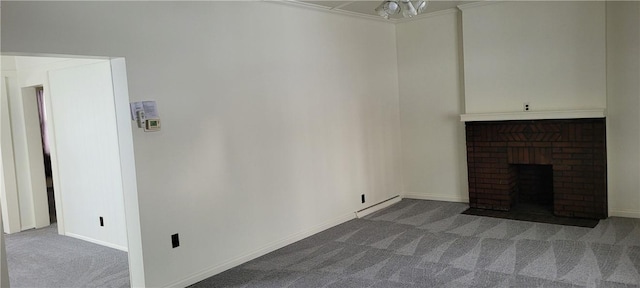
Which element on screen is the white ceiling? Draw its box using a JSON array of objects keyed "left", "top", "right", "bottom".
[{"left": 297, "top": 1, "right": 476, "bottom": 19}]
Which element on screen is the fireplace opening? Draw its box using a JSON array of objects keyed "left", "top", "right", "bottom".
[{"left": 511, "top": 164, "right": 553, "bottom": 216}]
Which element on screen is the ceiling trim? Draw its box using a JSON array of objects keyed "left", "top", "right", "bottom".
[
  {"left": 267, "top": 1, "right": 473, "bottom": 24},
  {"left": 267, "top": 0, "right": 391, "bottom": 23},
  {"left": 332, "top": 1, "right": 355, "bottom": 10},
  {"left": 394, "top": 8, "right": 459, "bottom": 24},
  {"left": 457, "top": 0, "right": 501, "bottom": 11}
]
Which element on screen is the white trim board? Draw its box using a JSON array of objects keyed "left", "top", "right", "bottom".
[
  {"left": 164, "top": 212, "right": 356, "bottom": 288},
  {"left": 609, "top": 209, "right": 640, "bottom": 219},
  {"left": 457, "top": 1, "right": 501, "bottom": 11},
  {"left": 268, "top": 0, "right": 388, "bottom": 23},
  {"left": 460, "top": 109, "right": 606, "bottom": 122},
  {"left": 110, "top": 57, "right": 145, "bottom": 287},
  {"left": 403, "top": 193, "right": 469, "bottom": 204},
  {"left": 65, "top": 232, "right": 128, "bottom": 252},
  {"left": 271, "top": 1, "right": 462, "bottom": 24},
  {"left": 394, "top": 8, "right": 459, "bottom": 24},
  {"left": 356, "top": 195, "right": 402, "bottom": 218}
]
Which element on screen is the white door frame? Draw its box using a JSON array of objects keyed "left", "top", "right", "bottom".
[
  {"left": 1, "top": 73, "right": 22, "bottom": 234},
  {"left": 110, "top": 58, "right": 145, "bottom": 287},
  {"left": 20, "top": 86, "right": 50, "bottom": 230}
]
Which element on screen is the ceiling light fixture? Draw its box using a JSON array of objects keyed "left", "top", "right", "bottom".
[{"left": 375, "top": 0, "right": 428, "bottom": 19}]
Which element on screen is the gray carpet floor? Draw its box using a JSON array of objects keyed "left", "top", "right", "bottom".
[
  {"left": 4, "top": 224, "right": 130, "bottom": 288},
  {"left": 192, "top": 199, "right": 640, "bottom": 288}
]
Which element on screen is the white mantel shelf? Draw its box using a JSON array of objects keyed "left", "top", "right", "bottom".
[{"left": 460, "top": 109, "right": 606, "bottom": 122}]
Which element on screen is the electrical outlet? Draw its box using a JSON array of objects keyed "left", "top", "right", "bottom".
[
  {"left": 99, "top": 217, "right": 104, "bottom": 227},
  {"left": 524, "top": 102, "right": 530, "bottom": 111},
  {"left": 171, "top": 233, "right": 180, "bottom": 248},
  {"left": 361, "top": 194, "right": 365, "bottom": 204}
]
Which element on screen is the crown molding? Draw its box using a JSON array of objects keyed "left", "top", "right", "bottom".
[
  {"left": 457, "top": 0, "right": 502, "bottom": 11},
  {"left": 266, "top": 0, "right": 391, "bottom": 23},
  {"left": 267, "top": 1, "right": 468, "bottom": 24},
  {"left": 394, "top": 8, "right": 459, "bottom": 24}
]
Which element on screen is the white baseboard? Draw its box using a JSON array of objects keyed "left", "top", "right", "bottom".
[
  {"left": 403, "top": 192, "right": 468, "bottom": 203},
  {"left": 356, "top": 195, "right": 402, "bottom": 218},
  {"left": 609, "top": 209, "right": 640, "bottom": 219},
  {"left": 65, "top": 232, "right": 128, "bottom": 252},
  {"left": 165, "top": 212, "right": 357, "bottom": 288}
]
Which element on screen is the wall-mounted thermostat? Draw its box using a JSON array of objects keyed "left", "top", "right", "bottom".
[
  {"left": 145, "top": 119, "right": 161, "bottom": 132},
  {"left": 131, "top": 100, "right": 161, "bottom": 132}
]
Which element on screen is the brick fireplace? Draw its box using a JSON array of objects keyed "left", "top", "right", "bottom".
[{"left": 465, "top": 118, "right": 607, "bottom": 219}]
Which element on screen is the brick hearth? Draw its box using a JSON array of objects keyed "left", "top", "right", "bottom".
[{"left": 465, "top": 118, "right": 607, "bottom": 219}]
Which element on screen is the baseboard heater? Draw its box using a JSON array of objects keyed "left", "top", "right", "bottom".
[{"left": 355, "top": 195, "right": 402, "bottom": 218}]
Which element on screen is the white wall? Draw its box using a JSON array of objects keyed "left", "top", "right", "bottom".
[
  {"left": 606, "top": 1, "right": 640, "bottom": 218},
  {"left": 461, "top": 1, "right": 606, "bottom": 114},
  {"left": 1, "top": 2, "right": 401, "bottom": 287},
  {"left": 396, "top": 10, "right": 468, "bottom": 202}
]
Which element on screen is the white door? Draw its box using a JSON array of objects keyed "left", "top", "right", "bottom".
[{"left": 48, "top": 61, "right": 128, "bottom": 250}]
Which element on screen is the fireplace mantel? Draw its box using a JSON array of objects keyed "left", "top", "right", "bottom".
[{"left": 460, "top": 109, "right": 606, "bottom": 122}]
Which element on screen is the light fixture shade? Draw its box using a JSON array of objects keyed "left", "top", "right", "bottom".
[
  {"left": 415, "top": 0, "right": 428, "bottom": 14},
  {"left": 400, "top": 0, "right": 417, "bottom": 17},
  {"left": 375, "top": 3, "right": 390, "bottom": 19},
  {"left": 383, "top": 1, "right": 400, "bottom": 15},
  {"left": 375, "top": 0, "right": 427, "bottom": 19}
]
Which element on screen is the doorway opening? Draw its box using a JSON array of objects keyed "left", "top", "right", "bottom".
[
  {"left": 35, "top": 86, "right": 56, "bottom": 223},
  {"left": 1, "top": 55, "right": 143, "bottom": 287}
]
